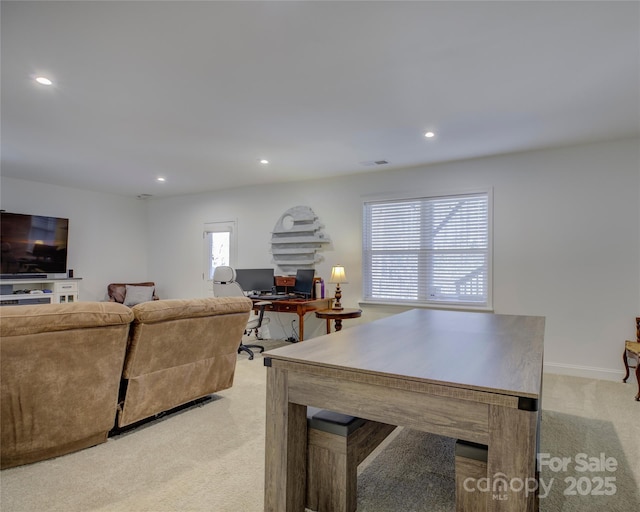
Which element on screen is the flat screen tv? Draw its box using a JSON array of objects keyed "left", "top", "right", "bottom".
[{"left": 1, "top": 212, "right": 69, "bottom": 278}]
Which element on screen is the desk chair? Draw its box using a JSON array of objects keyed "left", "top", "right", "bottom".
[
  {"left": 622, "top": 317, "right": 640, "bottom": 401},
  {"left": 212, "top": 266, "right": 268, "bottom": 360}
]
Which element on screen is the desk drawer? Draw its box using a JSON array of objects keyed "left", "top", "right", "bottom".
[{"left": 275, "top": 276, "right": 295, "bottom": 287}]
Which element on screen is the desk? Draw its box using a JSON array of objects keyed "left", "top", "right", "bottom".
[
  {"left": 315, "top": 308, "right": 362, "bottom": 333},
  {"left": 263, "top": 309, "right": 545, "bottom": 512},
  {"left": 254, "top": 297, "right": 333, "bottom": 341}
]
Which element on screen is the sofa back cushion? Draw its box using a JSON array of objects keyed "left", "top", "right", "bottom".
[
  {"left": 0, "top": 301, "right": 134, "bottom": 336},
  {"left": 116, "top": 297, "right": 252, "bottom": 427},
  {"left": 1, "top": 302, "right": 134, "bottom": 469},
  {"left": 123, "top": 297, "right": 252, "bottom": 377}
]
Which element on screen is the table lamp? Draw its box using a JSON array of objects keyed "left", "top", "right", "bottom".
[{"left": 329, "top": 265, "right": 348, "bottom": 310}]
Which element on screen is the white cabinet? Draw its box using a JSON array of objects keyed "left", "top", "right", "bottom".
[
  {"left": 53, "top": 280, "right": 79, "bottom": 304},
  {"left": 0, "top": 278, "right": 81, "bottom": 306}
]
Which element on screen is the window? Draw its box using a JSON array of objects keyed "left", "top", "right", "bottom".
[
  {"left": 203, "top": 221, "right": 237, "bottom": 283},
  {"left": 362, "top": 192, "right": 491, "bottom": 308}
]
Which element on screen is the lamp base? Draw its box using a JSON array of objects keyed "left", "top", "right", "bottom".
[{"left": 332, "top": 284, "right": 343, "bottom": 310}]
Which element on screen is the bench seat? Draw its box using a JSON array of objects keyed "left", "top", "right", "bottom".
[{"left": 306, "top": 408, "right": 396, "bottom": 512}]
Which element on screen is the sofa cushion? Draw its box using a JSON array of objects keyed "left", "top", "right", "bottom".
[
  {"left": 124, "top": 284, "right": 155, "bottom": 306},
  {"left": 130, "top": 296, "right": 252, "bottom": 324},
  {"left": 0, "top": 302, "right": 134, "bottom": 337},
  {"left": 117, "top": 296, "right": 252, "bottom": 427},
  {"left": 1, "top": 302, "right": 134, "bottom": 469}
]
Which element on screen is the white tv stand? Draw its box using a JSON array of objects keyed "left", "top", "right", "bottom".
[{"left": 0, "top": 277, "right": 81, "bottom": 306}]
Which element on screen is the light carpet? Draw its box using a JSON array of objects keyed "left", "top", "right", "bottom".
[{"left": 1, "top": 339, "right": 638, "bottom": 511}]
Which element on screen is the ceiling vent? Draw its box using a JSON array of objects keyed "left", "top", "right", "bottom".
[
  {"left": 136, "top": 194, "right": 153, "bottom": 200},
  {"left": 360, "top": 160, "right": 389, "bottom": 167}
]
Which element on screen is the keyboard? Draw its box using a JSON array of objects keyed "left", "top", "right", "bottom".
[{"left": 248, "top": 293, "right": 287, "bottom": 300}]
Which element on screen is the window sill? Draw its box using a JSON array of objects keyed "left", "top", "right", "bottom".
[{"left": 358, "top": 300, "right": 494, "bottom": 313}]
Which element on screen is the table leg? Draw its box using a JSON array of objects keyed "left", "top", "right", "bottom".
[
  {"left": 335, "top": 318, "right": 343, "bottom": 332},
  {"left": 326, "top": 318, "right": 331, "bottom": 334},
  {"left": 264, "top": 365, "right": 307, "bottom": 511},
  {"left": 487, "top": 404, "right": 538, "bottom": 512},
  {"left": 298, "top": 312, "right": 305, "bottom": 341}
]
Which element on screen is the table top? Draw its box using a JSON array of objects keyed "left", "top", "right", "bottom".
[
  {"left": 264, "top": 308, "right": 545, "bottom": 399},
  {"left": 315, "top": 308, "right": 362, "bottom": 319}
]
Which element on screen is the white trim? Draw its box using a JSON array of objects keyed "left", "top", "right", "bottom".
[
  {"left": 202, "top": 220, "right": 237, "bottom": 296},
  {"left": 360, "top": 186, "right": 494, "bottom": 202},
  {"left": 358, "top": 300, "right": 494, "bottom": 313},
  {"left": 543, "top": 362, "right": 625, "bottom": 382}
]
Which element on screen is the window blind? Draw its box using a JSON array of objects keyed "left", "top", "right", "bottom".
[{"left": 362, "top": 192, "right": 490, "bottom": 307}]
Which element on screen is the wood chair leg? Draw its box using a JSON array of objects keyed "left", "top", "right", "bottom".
[
  {"left": 623, "top": 349, "right": 630, "bottom": 382},
  {"left": 634, "top": 358, "right": 640, "bottom": 401}
]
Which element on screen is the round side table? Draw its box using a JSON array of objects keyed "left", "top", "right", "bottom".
[{"left": 315, "top": 308, "right": 362, "bottom": 333}]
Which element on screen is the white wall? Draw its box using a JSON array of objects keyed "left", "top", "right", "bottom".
[
  {"left": 146, "top": 138, "right": 640, "bottom": 379},
  {"left": 2, "top": 138, "right": 639, "bottom": 380},
  {"left": 0, "top": 177, "right": 150, "bottom": 300}
]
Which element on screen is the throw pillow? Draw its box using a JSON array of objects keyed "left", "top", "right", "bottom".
[{"left": 124, "top": 285, "right": 155, "bottom": 307}]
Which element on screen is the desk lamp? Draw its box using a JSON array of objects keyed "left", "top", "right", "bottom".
[{"left": 329, "top": 265, "right": 348, "bottom": 310}]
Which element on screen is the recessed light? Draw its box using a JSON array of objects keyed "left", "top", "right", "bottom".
[
  {"left": 424, "top": 131, "right": 435, "bottom": 138},
  {"left": 259, "top": 159, "right": 269, "bottom": 165},
  {"left": 156, "top": 177, "right": 166, "bottom": 182},
  {"left": 35, "top": 76, "right": 53, "bottom": 86}
]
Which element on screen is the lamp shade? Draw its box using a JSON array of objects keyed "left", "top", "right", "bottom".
[{"left": 329, "top": 265, "right": 348, "bottom": 284}]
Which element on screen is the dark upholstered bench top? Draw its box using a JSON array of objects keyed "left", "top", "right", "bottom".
[
  {"left": 455, "top": 439, "right": 488, "bottom": 462},
  {"left": 307, "top": 407, "right": 367, "bottom": 437}
]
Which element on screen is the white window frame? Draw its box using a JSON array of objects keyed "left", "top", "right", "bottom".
[
  {"left": 203, "top": 220, "right": 237, "bottom": 295},
  {"left": 362, "top": 190, "right": 493, "bottom": 310}
]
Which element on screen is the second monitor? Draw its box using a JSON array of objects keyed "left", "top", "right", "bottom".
[{"left": 291, "top": 269, "right": 315, "bottom": 298}]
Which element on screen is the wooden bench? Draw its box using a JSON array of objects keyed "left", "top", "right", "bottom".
[
  {"left": 307, "top": 414, "right": 493, "bottom": 512},
  {"left": 455, "top": 440, "right": 488, "bottom": 512},
  {"left": 456, "top": 439, "right": 542, "bottom": 511},
  {"left": 306, "top": 408, "right": 396, "bottom": 512}
]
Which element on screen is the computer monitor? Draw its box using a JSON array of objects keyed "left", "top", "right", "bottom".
[
  {"left": 292, "top": 269, "right": 315, "bottom": 298},
  {"left": 234, "top": 268, "right": 275, "bottom": 293}
]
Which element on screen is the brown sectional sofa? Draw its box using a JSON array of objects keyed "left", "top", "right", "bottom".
[{"left": 0, "top": 296, "right": 252, "bottom": 469}]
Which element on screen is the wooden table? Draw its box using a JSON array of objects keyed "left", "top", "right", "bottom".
[
  {"left": 263, "top": 309, "right": 545, "bottom": 512},
  {"left": 315, "top": 308, "right": 362, "bottom": 333},
  {"left": 255, "top": 297, "right": 333, "bottom": 341}
]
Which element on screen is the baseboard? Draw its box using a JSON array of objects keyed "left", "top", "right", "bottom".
[{"left": 543, "top": 362, "right": 625, "bottom": 382}]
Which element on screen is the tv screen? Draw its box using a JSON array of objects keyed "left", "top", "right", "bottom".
[
  {"left": 1, "top": 212, "right": 69, "bottom": 277},
  {"left": 293, "top": 269, "right": 315, "bottom": 297},
  {"left": 235, "top": 268, "right": 275, "bottom": 293}
]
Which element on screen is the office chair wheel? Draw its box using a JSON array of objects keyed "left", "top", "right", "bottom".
[
  {"left": 238, "top": 343, "right": 264, "bottom": 360},
  {"left": 238, "top": 344, "right": 255, "bottom": 360}
]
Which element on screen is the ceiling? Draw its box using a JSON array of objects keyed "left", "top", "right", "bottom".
[{"left": 2, "top": 1, "right": 639, "bottom": 199}]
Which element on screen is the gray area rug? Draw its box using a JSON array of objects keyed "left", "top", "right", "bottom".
[
  {"left": 536, "top": 411, "right": 639, "bottom": 512},
  {"left": 357, "top": 412, "right": 640, "bottom": 512},
  {"left": 357, "top": 429, "right": 456, "bottom": 512}
]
